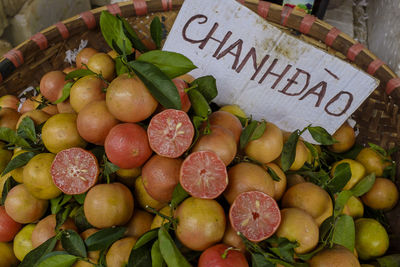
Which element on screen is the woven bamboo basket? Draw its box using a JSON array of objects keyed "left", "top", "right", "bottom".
[{"left": 1, "top": 0, "right": 400, "bottom": 253}]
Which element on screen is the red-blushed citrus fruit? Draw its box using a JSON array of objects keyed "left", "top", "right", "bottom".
[
  {"left": 150, "top": 206, "right": 172, "bottom": 230},
  {"left": 265, "top": 163, "right": 287, "bottom": 201},
  {"left": 355, "top": 218, "right": 389, "bottom": 260},
  {"left": 245, "top": 121, "right": 283, "bottom": 164},
  {"left": 106, "top": 74, "right": 158, "bottom": 122},
  {"left": 222, "top": 221, "right": 246, "bottom": 253},
  {"left": 0, "top": 107, "right": 20, "bottom": 130},
  {"left": 63, "top": 66, "right": 77, "bottom": 74},
  {"left": 105, "top": 123, "right": 152, "bottom": 169},
  {"left": 106, "top": 237, "right": 136, "bottom": 267},
  {"left": 361, "top": 178, "right": 399, "bottom": 211},
  {"left": 329, "top": 122, "right": 356, "bottom": 153},
  {"left": 208, "top": 111, "right": 243, "bottom": 144},
  {"left": 173, "top": 78, "right": 191, "bottom": 112},
  {"left": 41, "top": 113, "right": 87, "bottom": 153},
  {"left": 0, "top": 206, "right": 22, "bottom": 242},
  {"left": 69, "top": 75, "right": 106, "bottom": 113},
  {"left": 281, "top": 182, "right": 333, "bottom": 226},
  {"left": 175, "top": 197, "right": 226, "bottom": 251},
  {"left": 142, "top": 155, "right": 182, "bottom": 203},
  {"left": 134, "top": 177, "right": 166, "bottom": 211},
  {"left": 76, "top": 47, "right": 98, "bottom": 69},
  {"left": 87, "top": 52, "right": 115, "bottom": 82},
  {"left": 309, "top": 246, "right": 360, "bottom": 267},
  {"left": 148, "top": 109, "right": 194, "bottom": 158},
  {"left": 76, "top": 100, "right": 119, "bottom": 145},
  {"left": 198, "top": 243, "right": 249, "bottom": 267},
  {"left": 51, "top": 148, "right": 99, "bottom": 195},
  {"left": 180, "top": 151, "right": 228, "bottom": 199},
  {"left": 31, "top": 214, "right": 78, "bottom": 250},
  {"left": 0, "top": 242, "right": 18, "bottom": 267},
  {"left": 355, "top": 147, "right": 391, "bottom": 177},
  {"left": 229, "top": 191, "right": 280, "bottom": 242},
  {"left": 124, "top": 209, "right": 153, "bottom": 239},
  {"left": 13, "top": 224, "right": 35, "bottom": 261},
  {"left": 39, "top": 70, "right": 67, "bottom": 102},
  {"left": 0, "top": 95, "right": 19, "bottom": 110},
  {"left": 276, "top": 208, "right": 319, "bottom": 254},
  {"left": 224, "top": 162, "right": 275, "bottom": 204},
  {"left": 84, "top": 183, "right": 134, "bottom": 228},
  {"left": 23, "top": 153, "right": 62, "bottom": 200},
  {"left": 4, "top": 184, "right": 48, "bottom": 224},
  {"left": 192, "top": 125, "right": 237, "bottom": 166}
]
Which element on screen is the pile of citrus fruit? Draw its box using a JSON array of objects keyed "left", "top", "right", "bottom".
[{"left": 0, "top": 11, "right": 399, "bottom": 267}]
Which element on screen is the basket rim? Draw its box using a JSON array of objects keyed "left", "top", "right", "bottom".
[{"left": 0, "top": 0, "right": 399, "bottom": 99}]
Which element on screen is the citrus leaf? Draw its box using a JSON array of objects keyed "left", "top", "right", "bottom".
[
  {"left": 2, "top": 151, "right": 35, "bottom": 176},
  {"left": 73, "top": 193, "right": 86, "bottom": 205},
  {"left": 376, "top": 254, "right": 400, "bottom": 267},
  {"left": 239, "top": 120, "right": 258, "bottom": 150},
  {"left": 150, "top": 17, "right": 162, "bottom": 49},
  {"left": 134, "top": 228, "right": 159, "bottom": 250},
  {"left": 189, "top": 76, "right": 217, "bottom": 103},
  {"left": 251, "top": 253, "right": 275, "bottom": 267},
  {"left": 137, "top": 51, "right": 197, "bottom": 79},
  {"left": 0, "top": 127, "right": 31, "bottom": 148},
  {"left": 115, "top": 56, "right": 129, "bottom": 76},
  {"left": 128, "top": 60, "right": 181, "bottom": 110},
  {"left": 53, "top": 82, "right": 73, "bottom": 104},
  {"left": 55, "top": 205, "right": 74, "bottom": 231},
  {"left": 158, "top": 226, "right": 191, "bottom": 267},
  {"left": 170, "top": 183, "right": 189, "bottom": 209},
  {"left": 151, "top": 239, "right": 166, "bottom": 267},
  {"left": 333, "top": 190, "right": 353, "bottom": 218},
  {"left": 266, "top": 236, "right": 297, "bottom": 263},
  {"left": 250, "top": 121, "right": 266, "bottom": 142},
  {"left": 60, "top": 229, "right": 87, "bottom": 258},
  {"left": 281, "top": 130, "right": 300, "bottom": 172},
  {"left": 266, "top": 166, "right": 280, "bottom": 182},
  {"left": 85, "top": 227, "right": 126, "bottom": 251},
  {"left": 350, "top": 173, "right": 376, "bottom": 197},
  {"left": 19, "top": 236, "right": 58, "bottom": 267},
  {"left": 368, "top": 142, "right": 387, "bottom": 157},
  {"left": 332, "top": 214, "right": 355, "bottom": 252},
  {"left": 37, "top": 253, "right": 78, "bottom": 267},
  {"left": 0, "top": 176, "right": 18, "bottom": 205},
  {"left": 326, "top": 162, "right": 351, "bottom": 194},
  {"left": 73, "top": 206, "right": 93, "bottom": 232},
  {"left": 64, "top": 69, "right": 96, "bottom": 81},
  {"left": 50, "top": 194, "right": 72, "bottom": 214},
  {"left": 296, "top": 245, "right": 325, "bottom": 261},
  {"left": 187, "top": 89, "right": 211, "bottom": 118},
  {"left": 103, "top": 158, "right": 120, "bottom": 178},
  {"left": 17, "top": 117, "right": 36, "bottom": 142},
  {"left": 118, "top": 15, "right": 148, "bottom": 53},
  {"left": 308, "top": 126, "right": 337, "bottom": 145},
  {"left": 128, "top": 238, "right": 153, "bottom": 267},
  {"left": 100, "top": 11, "right": 132, "bottom": 55}
]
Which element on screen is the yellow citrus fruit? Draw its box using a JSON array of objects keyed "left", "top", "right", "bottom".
[
  {"left": 106, "top": 237, "right": 136, "bottom": 267},
  {"left": 309, "top": 245, "right": 360, "bottom": 267},
  {"left": 177, "top": 74, "right": 195, "bottom": 84},
  {"left": 265, "top": 163, "right": 286, "bottom": 201},
  {"left": 13, "top": 224, "right": 36, "bottom": 261},
  {"left": 342, "top": 196, "right": 364, "bottom": 218},
  {"left": 286, "top": 174, "right": 306, "bottom": 188},
  {"left": 361, "top": 178, "right": 399, "bottom": 211},
  {"left": 355, "top": 148, "right": 391, "bottom": 177},
  {"left": 116, "top": 167, "right": 141, "bottom": 188},
  {"left": 331, "top": 159, "right": 366, "bottom": 190},
  {"left": 329, "top": 122, "right": 356, "bottom": 153},
  {"left": 0, "top": 242, "right": 18, "bottom": 267},
  {"left": 125, "top": 209, "right": 153, "bottom": 239},
  {"left": 87, "top": 53, "right": 115, "bottom": 82},
  {"left": 134, "top": 177, "right": 166, "bottom": 211},
  {"left": 355, "top": 218, "right": 389, "bottom": 260},
  {"left": 219, "top": 105, "right": 246, "bottom": 118},
  {"left": 151, "top": 206, "right": 172, "bottom": 230},
  {"left": 276, "top": 133, "right": 308, "bottom": 171}
]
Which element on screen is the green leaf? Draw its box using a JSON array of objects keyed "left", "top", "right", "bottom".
[
  {"left": 2, "top": 151, "right": 35, "bottom": 176},
  {"left": 60, "top": 229, "right": 87, "bottom": 258},
  {"left": 150, "top": 17, "right": 162, "bottom": 49},
  {"left": 350, "top": 173, "right": 376, "bottom": 197},
  {"left": 37, "top": 253, "right": 78, "bottom": 267},
  {"left": 158, "top": 226, "right": 191, "bottom": 267},
  {"left": 100, "top": 11, "right": 132, "bottom": 54},
  {"left": 296, "top": 245, "right": 325, "bottom": 261},
  {"left": 250, "top": 121, "right": 266, "bottom": 142},
  {"left": 85, "top": 227, "right": 126, "bottom": 251},
  {"left": 73, "top": 206, "right": 93, "bottom": 232},
  {"left": 189, "top": 76, "right": 217, "bottom": 103},
  {"left": 137, "top": 51, "right": 197, "bottom": 79},
  {"left": 326, "top": 163, "right": 351, "bottom": 194},
  {"left": 251, "top": 253, "right": 275, "bottom": 267},
  {"left": 65, "top": 69, "right": 96, "bottom": 81},
  {"left": 118, "top": 15, "right": 148, "bottom": 53},
  {"left": 308, "top": 126, "right": 337, "bottom": 145},
  {"left": 50, "top": 194, "right": 72, "bottom": 214},
  {"left": 376, "top": 254, "right": 400, "bottom": 267},
  {"left": 333, "top": 190, "right": 353, "bottom": 218},
  {"left": 332, "top": 214, "right": 355, "bottom": 252},
  {"left": 134, "top": 228, "right": 159, "bottom": 250},
  {"left": 304, "top": 141, "right": 319, "bottom": 167},
  {"left": 266, "top": 166, "right": 280, "bottom": 182},
  {"left": 103, "top": 159, "right": 120, "bottom": 177},
  {"left": 73, "top": 193, "right": 86, "bottom": 205},
  {"left": 266, "top": 236, "right": 297, "bottom": 262},
  {"left": 19, "top": 236, "right": 57, "bottom": 267},
  {"left": 0, "top": 127, "right": 31, "bottom": 148},
  {"left": 55, "top": 205, "right": 73, "bottom": 231},
  {"left": 170, "top": 183, "right": 189, "bottom": 209},
  {"left": 151, "top": 239, "right": 166, "bottom": 267},
  {"left": 128, "top": 239, "right": 153, "bottom": 267},
  {"left": 383, "top": 163, "right": 396, "bottom": 182},
  {"left": 0, "top": 176, "right": 18, "bottom": 205},
  {"left": 368, "top": 142, "right": 387, "bottom": 157},
  {"left": 281, "top": 130, "right": 300, "bottom": 172},
  {"left": 129, "top": 60, "right": 181, "bottom": 110},
  {"left": 115, "top": 57, "right": 129, "bottom": 76},
  {"left": 53, "top": 82, "right": 73, "bottom": 104},
  {"left": 17, "top": 117, "right": 36, "bottom": 142},
  {"left": 187, "top": 89, "right": 211, "bottom": 118},
  {"left": 239, "top": 120, "right": 258, "bottom": 150}
]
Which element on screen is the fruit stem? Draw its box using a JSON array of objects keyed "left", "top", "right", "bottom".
[
  {"left": 146, "top": 205, "right": 177, "bottom": 228},
  {"left": 221, "top": 246, "right": 239, "bottom": 259}
]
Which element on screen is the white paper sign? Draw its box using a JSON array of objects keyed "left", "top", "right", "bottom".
[{"left": 163, "top": 0, "right": 379, "bottom": 142}]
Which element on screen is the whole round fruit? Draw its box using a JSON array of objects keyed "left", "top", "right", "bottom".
[
  {"left": 84, "top": 183, "right": 134, "bottom": 228},
  {"left": 0, "top": 95, "right": 19, "bottom": 110},
  {"left": 355, "top": 147, "right": 391, "bottom": 177},
  {"left": 180, "top": 151, "right": 228, "bottom": 199},
  {"left": 76, "top": 47, "right": 98, "bottom": 68},
  {"left": 0, "top": 107, "right": 20, "bottom": 130},
  {"left": 361, "top": 178, "right": 399, "bottom": 211},
  {"left": 116, "top": 167, "right": 141, "bottom": 188},
  {"left": 230, "top": 191, "right": 281, "bottom": 242},
  {"left": 192, "top": 125, "right": 237, "bottom": 166},
  {"left": 42, "top": 113, "right": 86, "bottom": 153},
  {"left": 219, "top": 104, "right": 247, "bottom": 118},
  {"left": 16, "top": 110, "right": 50, "bottom": 128},
  {"left": 329, "top": 122, "right": 356, "bottom": 153},
  {"left": 87, "top": 52, "right": 115, "bottom": 81},
  {"left": 23, "top": 153, "right": 62, "bottom": 200},
  {"left": 208, "top": 111, "right": 243, "bottom": 144},
  {"left": 342, "top": 196, "right": 364, "bottom": 218},
  {"left": 331, "top": 159, "right": 366, "bottom": 190},
  {"left": 282, "top": 182, "right": 333, "bottom": 226},
  {"left": 142, "top": 155, "right": 182, "bottom": 202},
  {"left": 134, "top": 177, "right": 166, "bottom": 211},
  {"left": 77, "top": 100, "right": 119, "bottom": 145},
  {"left": 124, "top": 209, "right": 153, "bottom": 239},
  {"left": 198, "top": 243, "right": 249, "bottom": 267},
  {"left": 4, "top": 184, "right": 48, "bottom": 224},
  {"left": 0, "top": 206, "right": 22, "bottom": 242},
  {"left": 13, "top": 224, "right": 36, "bottom": 261},
  {"left": 106, "top": 74, "right": 158, "bottom": 122},
  {"left": 286, "top": 174, "right": 306, "bottom": 188},
  {"left": 275, "top": 208, "right": 319, "bottom": 254},
  {"left": 355, "top": 218, "right": 389, "bottom": 260},
  {"left": 173, "top": 78, "right": 191, "bottom": 112},
  {"left": 175, "top": 197, "right": 226, "bottom": 251},
  {"left": 265, "top": 163, "right": 287, "bottom": 201},
  {"left": 224, "top": 162, "right": 275, "bottom": 204},
  {"left": 309, "top": 246, "right": 360, "bottom": 267},
  {"left": 69, "top": 75, "right": 106, "bottom": 113},
  {"left": 222, "top": 222, "right": 246, "bottom": 253},
  {"left": 39, "top": 70, "right": 67, "bottom": 102},
  {"left": 147, "top": 109, "right": 194, "bottom": 158},
  {"left": 106, "top": 237, "right": 136, "bottom": 267},
  {"left": 245, "top": 121, "right": 283, "bottom": 164},
  {"left": 57, "top": 98, "right": 75, "bottom": 114},
  {"left": 150, "top": 206, "right": 172, "bottom": 230},
  {"left": 31, "top": 214, "right": 78, "bottom": 249},
  {"left": 105, "top": 123, "right": 152, "bottom": 169},
  {"left": 0, "top": 242, "right": 18, "bottom": 267}
]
